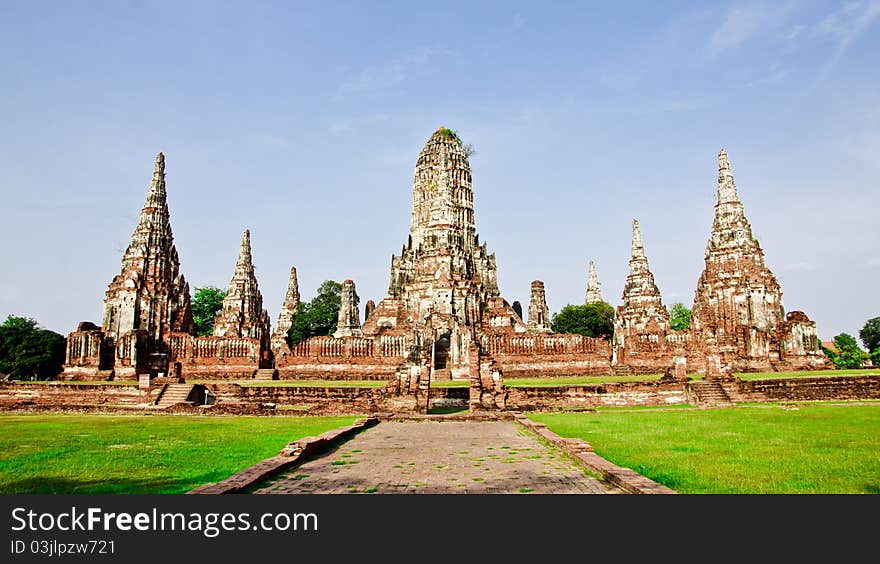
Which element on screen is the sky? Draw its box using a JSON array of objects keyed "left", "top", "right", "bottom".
[{"left": 1, "top": 0, "right": 878, "bottom": 345}]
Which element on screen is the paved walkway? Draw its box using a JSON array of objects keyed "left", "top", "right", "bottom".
[{"left": 253, "top": 420, "right": 623, "bottom": 494}]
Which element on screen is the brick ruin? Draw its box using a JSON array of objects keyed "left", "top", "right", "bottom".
[
  {"left": 686, "top": 150, "right": 827, "bottom": 375},
  {"left": 611, "top": 219, "right": 683, "bottom": 375},
  {"left": 62, "top": 131, "right": 827, "bottom": 390}
]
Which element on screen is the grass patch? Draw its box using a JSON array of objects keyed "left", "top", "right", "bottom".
[
  {"left": 13, "top": 380, "right": 138, "bottom": 386},
  {"left": 506, "top": 375, "right": 663, "bottom": 386},
  {"left": 529, "top": 404, "right": 880, "bottom": 494},
  {"left": 0, "top": 414, "right": 358, "bottom": 494},
  {"left": 734, "top": 369, "right": 878, "bottom": 381},
  {"left": 237, "top": 380, "right": 386, "bottom": 388}
]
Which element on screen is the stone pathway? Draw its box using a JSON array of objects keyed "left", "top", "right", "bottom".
[{"left": 253, "top": 420, "right": 623, "bottom": 494}]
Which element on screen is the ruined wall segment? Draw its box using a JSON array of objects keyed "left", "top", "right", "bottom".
[
  {"left": 333, "top": 280, "right": 364, "bottom": 338},
  {"left": 527, "top": 280, "right": 552, "bottom": 333}
]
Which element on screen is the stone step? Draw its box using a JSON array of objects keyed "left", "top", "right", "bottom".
[
  {"left": 156, "top": 384, "right": 195, "bottom": 408},
  {"left": 612, "top": 365, "right": 632, "bottom": 376},
  {"left": 688, "top": 380, "right": 733, "bottom": 406},
  {"left": 253, "top": 369, "right": 278, "bottom": 381}
]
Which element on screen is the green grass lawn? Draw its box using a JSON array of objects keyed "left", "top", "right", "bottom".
[
  {"left": 236, "top": 380, "right": 387, "bottom": 388},
  {"left": 734, "top": 369, "right": 877, "bottom": 381},
  {"left": 0, "top": 414, "right": 358, "bottom": 494},
  {"left": 14, "top": 380, "right": 139, "bottom": 386},
  {"left": 505, "top": 375, "right": 664, "bottom": 386},
  {"left": 529, "top": 404, "right": 880, "bottom": 494}
]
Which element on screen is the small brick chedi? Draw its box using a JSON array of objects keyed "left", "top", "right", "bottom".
[{"left": 63, "top": 130, "right": 826, "bottom": 384}]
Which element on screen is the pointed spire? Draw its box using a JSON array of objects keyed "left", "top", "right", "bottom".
[
  {"left": 144, "top": 152, "right": 167, "bottom": 209},
  {"left": 717, "top": 148, "right": 739, "bottom": 204},
  {"left": 631, "top": 219, "right": 645, "bottom": 259},
  {"left": 235, "top": 229, "right": 253, "bottom": 271},
  {"left": 213, "top": 229, "right": 269, "bottom": 339},
  {"left": 102, "top": 151, "right": 192, "bottom": 341},
  {"left": 585, "top": 260, "right": 604, "bottom": 304},
  {"left": 271, "top": 266, "right": 301, "bottom": 350}
]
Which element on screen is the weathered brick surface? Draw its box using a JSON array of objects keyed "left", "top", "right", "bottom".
[
  {"left": 729, "top": 375, "right": 880, "bottom": 402},
  {"left": 505, "top": 381, "right": 688, "bottom": 411}
]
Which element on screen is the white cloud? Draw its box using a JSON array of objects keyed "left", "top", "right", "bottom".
[
  {"left": 807, "top": 1, "right": 880, "bottom": 89},
  {"left": 334, "top": 48, "right": 439, "bottom": 100},
  {"left": 782, "top": 23, "right": 805, "bottom": 41},
  {"left": 867, "top": 257, "right": 880, "bottom": 269},
  {"left": 705, "top": 3, "right": 792, "bottom": 59}
]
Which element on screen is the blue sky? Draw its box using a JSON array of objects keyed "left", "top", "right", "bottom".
[{"left": 1, "top": 0, "right": 878, "bottom": 344}]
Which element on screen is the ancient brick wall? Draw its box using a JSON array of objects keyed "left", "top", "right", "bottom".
[
  {"left": 505, "top": 381, "right": 689, "bottom": 411},
  {"left": 483, "top": 333, "right": 612, "bottom": 377},
  {"left": 0, "top": 382, "right": 148, "bottom": 410},
  {"left": 728, "top": 375, "right": 880, "bottom": 402}
]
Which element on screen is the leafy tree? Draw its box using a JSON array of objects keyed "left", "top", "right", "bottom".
[
  {"left": 822, "top": 333, "right": 869, "bottom": 369},
  {"left": 859, "top": 317, "right": 880, "bottom": 354},
  {"left": 0, "top": 316, "right": 66, "bottom": 380},
  {"left": 287, "top": 280, "right": 351, "bottom": 346},
  {"left": 550, "top": 302, "right": 614, "bottom": 339},
  {"left": 668, "top": 302, "right": 692, "bottom": 331},
  {"left": 192, "top": 286, "right": 226, "bottom": 336}
]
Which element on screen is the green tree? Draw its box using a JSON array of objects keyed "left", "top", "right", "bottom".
[
  {"left": 668, "top": 302, "right": 692, "bottom": 331},
  {"left": 550, "top": 302, "right": 614, "bottom": 339},
  {"left": 287, "top": 280, "right": 350, "bottom": 346},
  {"left": 0, "top": 316, "right": 66, "bottom": 380},
  {"left": 822, "top": 333, "right": 869, "bottom": 369},
  {"left": 859, "top": 317, "right": 880, "bottom": 354},
  {"left": 192, "top": 286, "right": 226, "bottom": 336}
]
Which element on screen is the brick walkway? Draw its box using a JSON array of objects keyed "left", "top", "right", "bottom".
[{"left": 253, "top": 420, "right": 623, "bottom": 494}]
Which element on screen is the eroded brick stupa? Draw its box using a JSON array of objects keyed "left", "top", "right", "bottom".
[
  {"left": 686, "top": 149, "right": 826, "bottom": 373},
  {"left": 361, "top": 128, "right": 526, "bottom": 378}
]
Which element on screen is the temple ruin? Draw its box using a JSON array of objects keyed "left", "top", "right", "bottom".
[{"left": 62, "top": 130, "right": 827, "bottom": 387}]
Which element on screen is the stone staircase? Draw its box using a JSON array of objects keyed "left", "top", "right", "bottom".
[
  {"left": 688, "top": 380, "right": 733, "bottom": 407},
  {"left": 253, "top": 368, "right": 278, "bottom": 381},
  {"left": 155, "top": 384, "right": 195, "bottom": 408},
  {"left": 612, "top": 365, "right": 633, "bottom": 376}
]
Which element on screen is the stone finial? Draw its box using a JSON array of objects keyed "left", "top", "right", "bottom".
[
  {"left": 271, "top": 266, "right": 301, "bottom": 349},
  {"left": 716, "top": 148, "right": 739, "bottom": 204},
  {"left": 527, "top": 280, "right": 551, "bottom": 333},
  {"left": 631, "top": 219, "right": 645, "bottom": 259},
  {"left": 144, "top": 151, "right": 168, "bottom": 209},
  {"left": 718, "top": 148, "right": 730, "bottom": 171},
  {"left": 333, "top": 279, "right": 363, "bottom": 338},
  {"left": 364, "top": 299, "right": 376, "bottom": 321},
  {"left": 236, "top": 229, "right": 252, "bottom": 270},
  {"left": 585, "top": 260, "right": 604, "bottom": 304}
]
